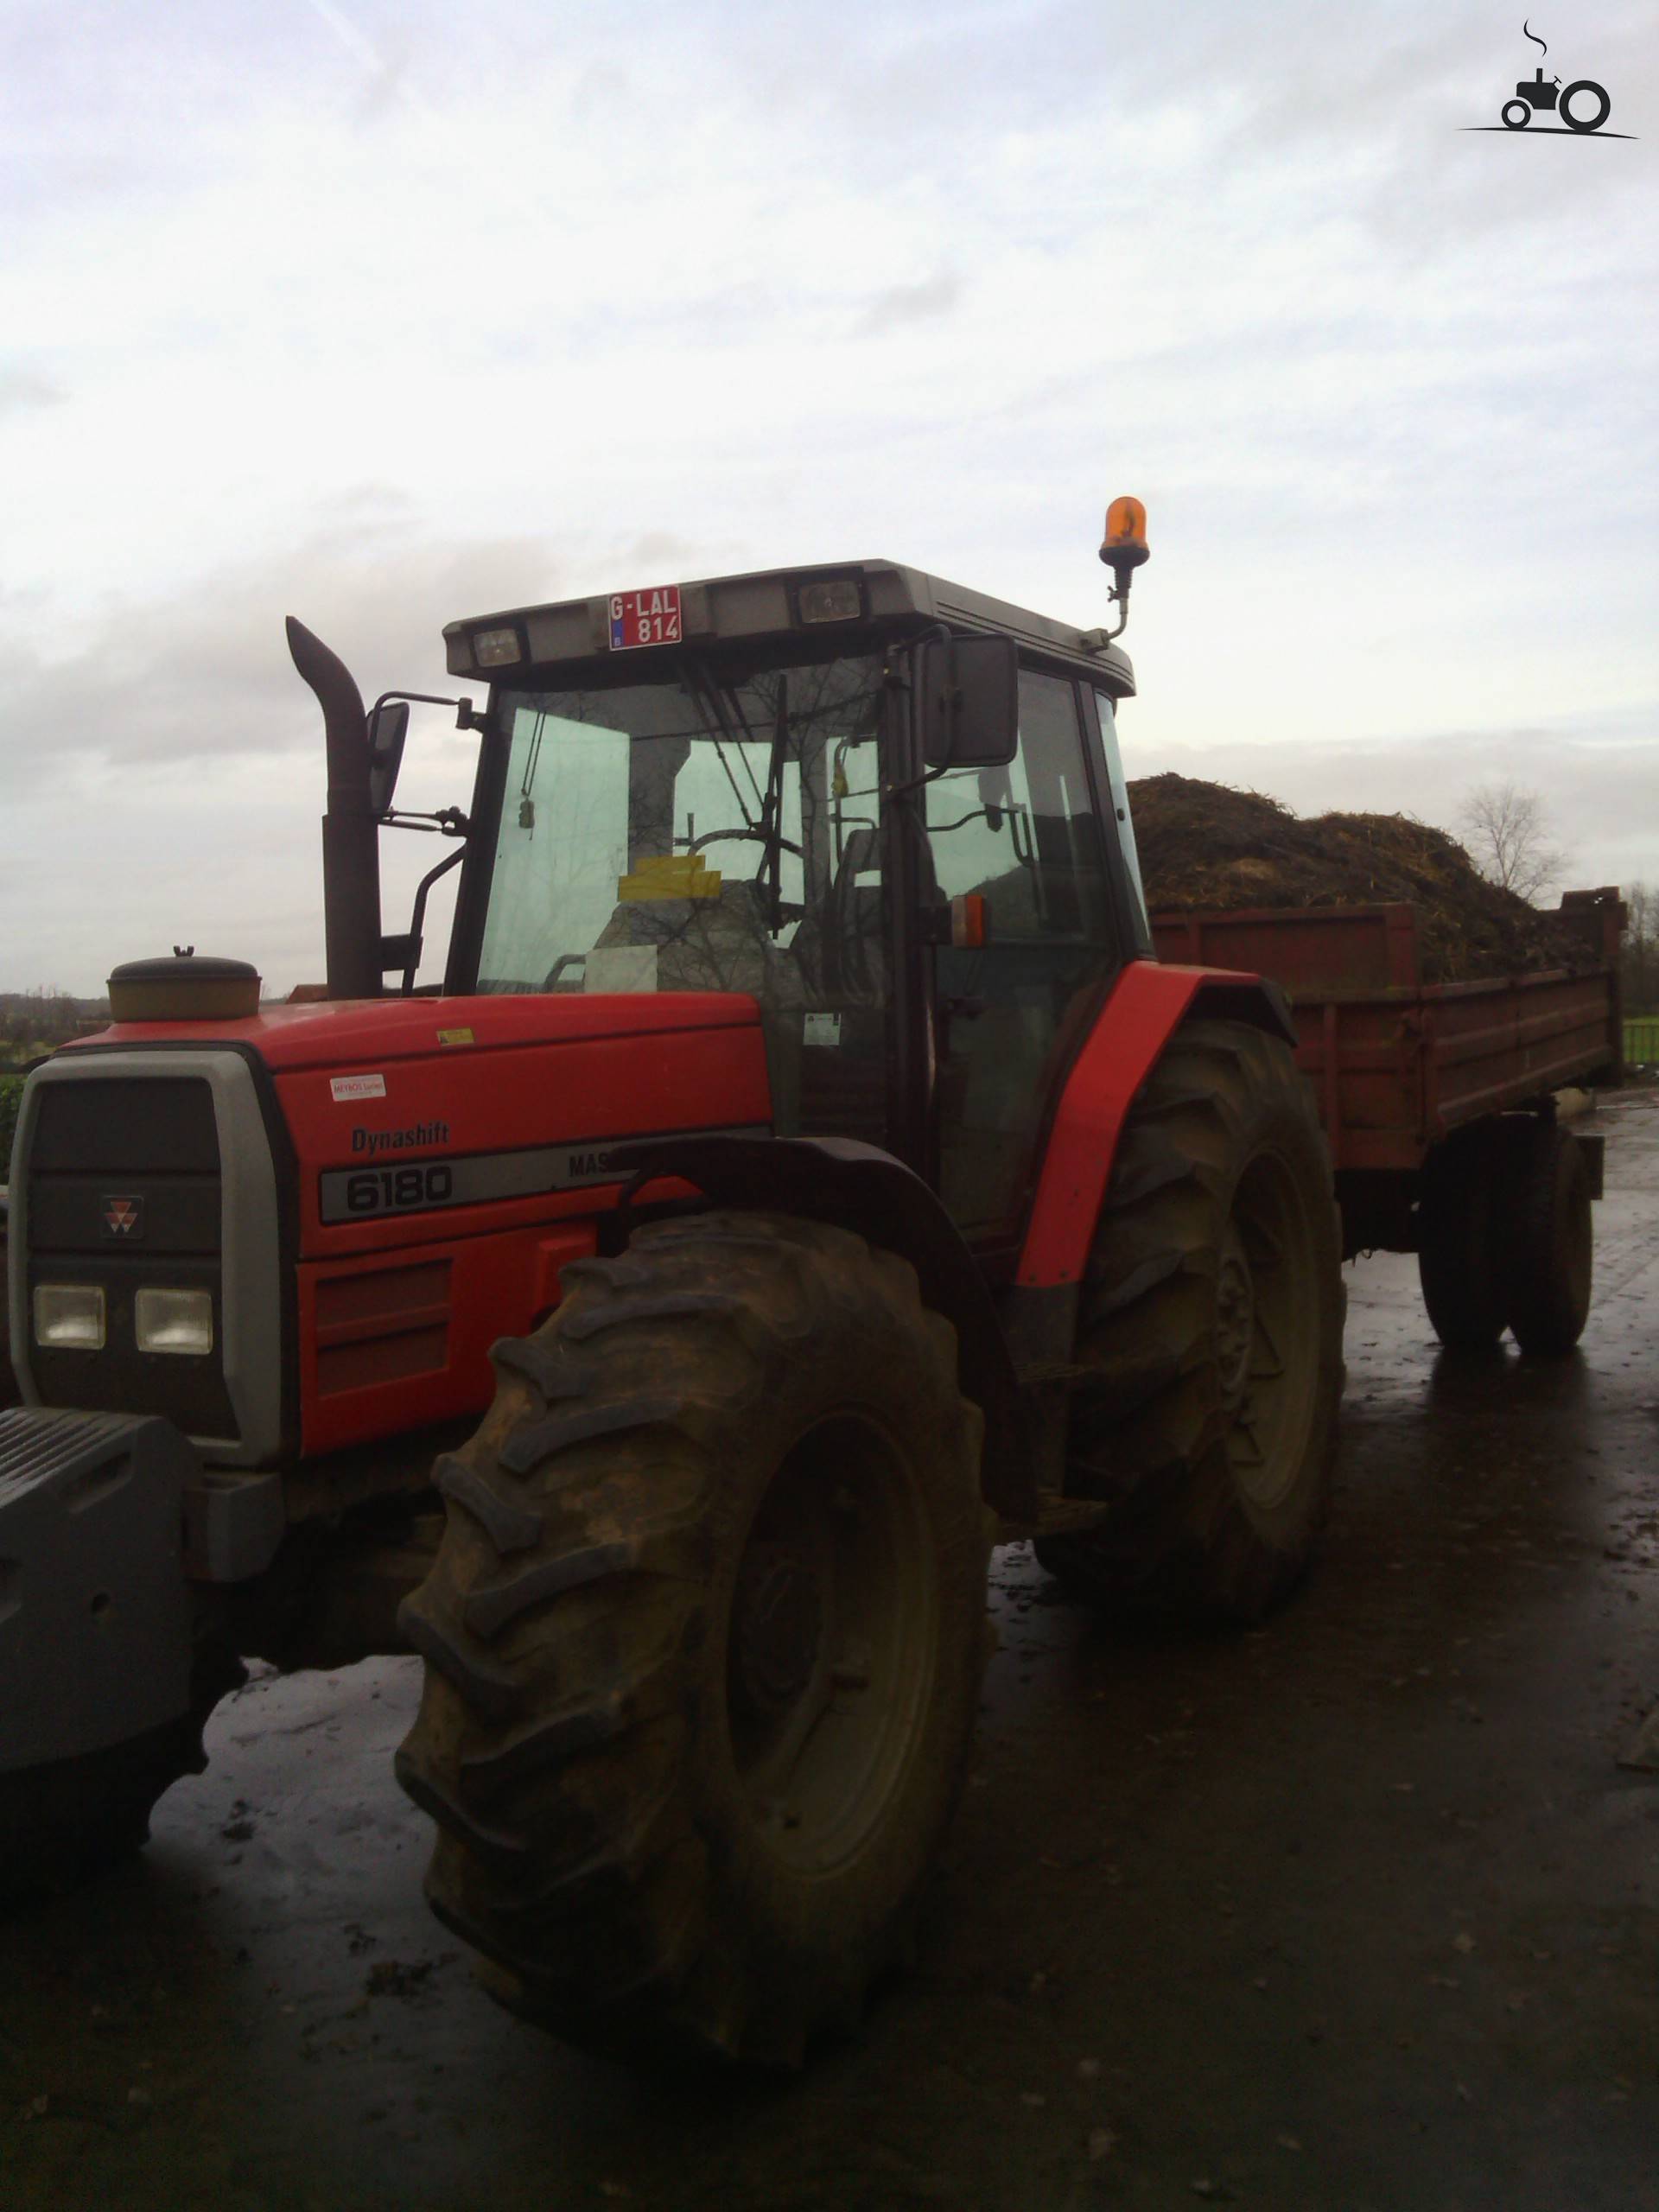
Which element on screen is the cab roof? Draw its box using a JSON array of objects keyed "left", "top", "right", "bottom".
[{"left": 443, "top": 558, "right": 1135, "bottom": 696}]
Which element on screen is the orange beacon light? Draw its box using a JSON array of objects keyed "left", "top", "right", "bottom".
[
  {"left": 1094, "top": 495, "right": 1149, "bottom": 642},
  {"left": 1100, "top": 495, "right": 1149, "bottom": 575}
]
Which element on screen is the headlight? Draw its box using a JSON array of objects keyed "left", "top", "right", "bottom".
[
  {"left": 34, "top": 1284, "right": 106, "bottom": 1351},
  {"left": 796, "top": 577, "right": 864, "bottom": 624},
  {"left": 135, "top": 1287, "right": 214, "bottom": 1356},
  {"left": 473, "top": 626, "right": 524, "bottom": 667}
]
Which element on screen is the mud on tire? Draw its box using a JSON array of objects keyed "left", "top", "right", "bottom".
[
  {"left": 396, "top": 1211, "right": 989, "bottom": 2066},
  {"left": 1038, "top": 1019, "right": 1344, "bottom": 1623}
]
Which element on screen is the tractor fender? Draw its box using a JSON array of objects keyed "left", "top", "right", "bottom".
[
  {"left": 1017, "top": 961, "right": 1295, "bottom": 1294},
  {"left": 608, "top": 1133, "right": 1034, "bottom": 1520}
]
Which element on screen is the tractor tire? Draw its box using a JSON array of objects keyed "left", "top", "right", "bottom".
[
  {"left": 1417, "top": 1122, "right": 1511, "bottom": 1351},
  {"left": 1560, "top": 79, "right": 1611, "bottom": 133},
  {"left": 0, "top": 1636, "right": 242, "bottom": 1907},
  {"left": 396, "top": 1211, "right": 990, "bottom": 2067},
  {"left": 1036, "top": 1019, "right": 1344, "bottom": 1623},
  {"left": 1505, "top": 1120, "right": 1592, "bottom": 1357}
]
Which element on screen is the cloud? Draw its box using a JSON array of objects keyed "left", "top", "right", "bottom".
[
  {"left": 0, "top": 512, "right": 567, "bottom": 793},
  {"left": 853, "top": 271, "right": 963, "bottom": 338},
  {"left": 0, "top": 368, "right": 64, "bottom": 418}
]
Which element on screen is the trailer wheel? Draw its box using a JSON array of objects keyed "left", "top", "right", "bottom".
[
  {"left": 1505, "top": 1121, "right": 1592, "bottom": 1356},
  {"left": 1417, "top": 1125, "right": 1510, "bottom": 1351},
  {"left": 1037, "top": 1019, "right": 1344, "bottom": 1624},
  {"left": 396, "top": 1212, "right": 988, "bottom": 2067}
]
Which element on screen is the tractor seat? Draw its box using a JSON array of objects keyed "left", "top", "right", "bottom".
[
  {"left": 588, "top": 879, "right": 804, "bottom": 1007},
  {"left": 791, "top": 826, "right": 887, "bottom": 1007}
]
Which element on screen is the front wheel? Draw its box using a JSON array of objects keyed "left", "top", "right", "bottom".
[
  {"left": 1501, "top": 99, "right": 1532, "bottom": 129},
  {"left": 397, "top": 1211, "right": 989, "bottom": 2066}
]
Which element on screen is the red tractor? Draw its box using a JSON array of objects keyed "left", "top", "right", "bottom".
[{"left": 0, "top": 505, "right": 1343, "bottom": 2063}]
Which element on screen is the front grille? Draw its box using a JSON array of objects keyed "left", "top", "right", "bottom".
[{"left": 24, "top": 1076, "right": 240, "bottom": 1442}]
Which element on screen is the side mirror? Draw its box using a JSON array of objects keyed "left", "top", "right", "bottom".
[
  {"left": 367, "top": 700, "right": 410, "bottom": 817},
  {"left": 920, "top": 634, "right": 1018, "bottom": 768}
]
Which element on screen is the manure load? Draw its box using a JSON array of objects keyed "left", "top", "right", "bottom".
[{"left": 1128, "top": 773, "right": 1589, "bottom": 982}]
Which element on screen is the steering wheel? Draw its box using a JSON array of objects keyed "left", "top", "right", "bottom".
[{"left": 684, "top": 827, "right": 804, "bottom": 859}]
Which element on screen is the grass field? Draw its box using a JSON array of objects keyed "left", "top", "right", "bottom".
[{"left": 0, "top": 1076, "right": 22, "bottom": 1184}]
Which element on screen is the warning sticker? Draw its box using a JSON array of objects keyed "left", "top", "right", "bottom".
[
  {"left": 330, "top": 1072, "right": 387, "bottom": 1103},
  {"left": 609, "top": 586, "right": 682, "bottom": 651}
]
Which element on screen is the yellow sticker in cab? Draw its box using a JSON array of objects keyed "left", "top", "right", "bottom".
[{"left": 437, "top": 1027, "right": 475, "bottom": 1047}]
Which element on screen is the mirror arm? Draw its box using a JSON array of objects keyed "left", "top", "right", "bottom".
[
  {"left": 397, "top": 842, "right": 467, "bottom": 995},
  {"left": 886, "top": 759, "right": 956, "bottom": 801},
  {"left": 381, "top": 805, "right": 472, "bottom": 836},
  {"left": 367, "top": 690, "right": 480, "bottom": 728},
  {"left": 886, "top": 621, "right": 959, "bottom": 798}
]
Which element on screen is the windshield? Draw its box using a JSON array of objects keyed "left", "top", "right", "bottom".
[{"left": 475, "top": 650, "right": 887, "bottom": 1009}]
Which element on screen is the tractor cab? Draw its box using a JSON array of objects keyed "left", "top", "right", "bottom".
[{"left": 355, "top": 558, "right": 1154, "bottom": 1244}]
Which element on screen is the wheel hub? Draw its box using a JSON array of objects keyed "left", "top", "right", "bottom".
[
  {"left": 1216, "top": 1223, "right": 1255, "bottom": 1407},
  {"left": 731, "top": 1541, "right": 823, "bottom": 1721}
]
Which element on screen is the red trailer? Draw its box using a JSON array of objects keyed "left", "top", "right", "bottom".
[{"left": 1151, "top": 888, "right": 1625, "bottom": 1355}]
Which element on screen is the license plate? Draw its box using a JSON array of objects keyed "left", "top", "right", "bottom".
[{"left": 609, "top": 586, "right": 682, "bottom": 651}]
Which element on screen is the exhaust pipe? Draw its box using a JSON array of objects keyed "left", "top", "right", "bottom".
[{"left": 286, "top": 617, "right": 383, "bottom": 1001}]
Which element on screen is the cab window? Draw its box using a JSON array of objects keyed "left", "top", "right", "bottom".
[{"left": 925, "top": 667, "right": 1118, "bottom": 1236}]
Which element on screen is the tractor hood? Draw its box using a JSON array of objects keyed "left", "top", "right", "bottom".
[
  {"left": 31, "top": 990, "right": 771, "bottom": 1463},
  {"left": 67, "top": 988, "right": 760, "bottom": 1072},
  {"left": 61, "top": 990, "right": 773, "bottom": 1262}
]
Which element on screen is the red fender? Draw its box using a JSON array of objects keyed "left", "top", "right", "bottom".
[{"left": 1015, "top": 962, "right": 1294, "bottom": 1289}]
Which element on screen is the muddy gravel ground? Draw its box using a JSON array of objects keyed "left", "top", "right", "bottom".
[{"left": 4, "top": 1099, "right": 1657, "bottom": 2212}]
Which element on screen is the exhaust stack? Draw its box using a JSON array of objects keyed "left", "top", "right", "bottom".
[{"left": 286, "top": 617, "right": 383, "bottom": 1001}]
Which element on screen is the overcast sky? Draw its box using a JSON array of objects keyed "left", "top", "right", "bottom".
[{"left": 3, "top": 0, "right": 1654, "bottom": 993}]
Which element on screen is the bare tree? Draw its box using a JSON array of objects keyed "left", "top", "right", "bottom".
[
  {"left": 1623, "top": 880, "right": 1657, "bottom": 1014},
  {"left": 1457, "top": 780, "right": 1569, "bottom": 904}
]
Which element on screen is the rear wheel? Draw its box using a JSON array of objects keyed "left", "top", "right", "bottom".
[
  {"left": 1560, "top": 79, "right": 1611, "bottom": 132},
  {"left": 1038, "top": 1019, "right": 1344, "bottom": 1623},
  {"left": 1506, "top": 1121, "right": 1592, "bottom": 1356},
  {"left": 397, "top": 1211, "right": 989, "bottom": 2066},
  {"left": 1417, "top": 1123, "right": 1511, "bottom": 1351}
]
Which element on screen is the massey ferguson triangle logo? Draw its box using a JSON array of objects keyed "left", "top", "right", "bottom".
[{"left": 103, "top": 1196, "right": 143, "bottom": 1238}]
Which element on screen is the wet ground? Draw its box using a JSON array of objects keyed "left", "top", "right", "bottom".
[{"left": 4, "top": 1095, "right": 1657, "bottom": 2212}]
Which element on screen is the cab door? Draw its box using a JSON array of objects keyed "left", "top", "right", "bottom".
[{"left": 924, "top": 664, "right": 1124, "bottom": 1242}]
